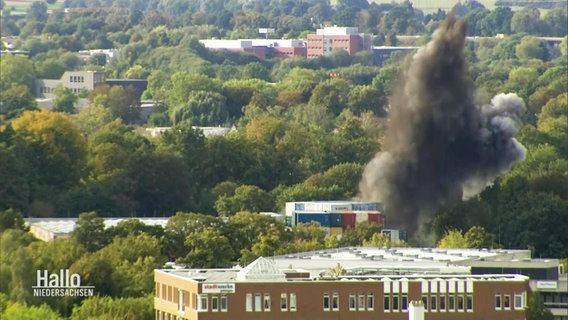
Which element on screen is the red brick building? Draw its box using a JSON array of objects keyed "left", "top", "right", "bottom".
[
  {"left": 154, "top": 255, "right": 530, "bottom": 320},
  {"left": 270, "top": 46, "right": 307, "bottom": 59},
  {"left": 307, "top": 27, "right": 372, "bottom": 58}
]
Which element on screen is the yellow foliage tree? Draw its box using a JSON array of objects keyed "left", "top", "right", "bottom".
[
  {"left": 436, "top": 229, "right": 468, "bottom": 249},
  {"left": 11, "top": 109, "right": 87, "bottom": 189}
]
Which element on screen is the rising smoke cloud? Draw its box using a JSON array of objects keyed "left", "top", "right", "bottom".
[{"left": 359, "top": 14, "right": 526, "bottom": 238}]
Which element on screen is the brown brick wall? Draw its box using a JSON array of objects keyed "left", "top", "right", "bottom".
[{"left": 154, "top": 272, "right": 529, "bottom": 320}]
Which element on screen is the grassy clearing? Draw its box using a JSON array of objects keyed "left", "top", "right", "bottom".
[
  {"left": 368, "top": 0, "right": 499, "bottom": 11},
  {"left": 333, "top": 0, "right": 546, "bottom": 13}
]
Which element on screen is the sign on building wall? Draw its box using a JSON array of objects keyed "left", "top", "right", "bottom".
[
  {"left": 202, "top": 283, "right": 236, "bottom": 293},
  {"left": 536, "top": 281, "right": 558, "bottom": 289}
]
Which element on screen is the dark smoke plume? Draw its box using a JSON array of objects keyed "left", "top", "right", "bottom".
[{"left": 359, "top": 14, "right": 526, "bottom": 238}]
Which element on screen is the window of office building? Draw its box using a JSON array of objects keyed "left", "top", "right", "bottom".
[
  {"left": 439, "top": 295, "right": 446, "bottom": 311},
  {"left": 458, "top": 295, "right": 464, "bottom": 311},
  {"left": 422, "top": 294, "right": 428, "bottom": 310},
  {"left": 178, "top": 290, "right": 185, "bottom": 312},
  {"left": 221, "top": 295, "right": 228, "bottom": 312},
  {"left": 495, "top": 293, "right": 501, "bottom": 310},
  {"left": 281, "top": 294, "right": 287, "bottom": 311},
  {"left": 431, "top": 294, "right": 437, "bottom": 312},
  {"left": 514, "top": 293, "right": 525, "bottom": 309},
  {"left": 384, "top": 294, "right": 390, "bottom": 311},
  {"left": 401, "top": 294, "right": 408, "bottom": 311},
  {"left": 358, "top": 294, "right": 365, "bottom": 311},
  {"left": 332, "top": 293, "right": 339, "bottom": 311},
  {"left": 290, "top": 293, "right": 297, "bottom": 311},
  {"left": 255, "top": 293, "right": 262, "bottom": 312},
  {"left": 198, "top": 294, "right": 208, "bottom": 311},
  {"left": 211, "top": 296, "right": 218, "bottom": 312},
  {"left": 367, "top": 293, "right": 374, "bottom": 311},
  {"left": 392, "top": 293, "right": 399, "bottom": 311},
  {"left": 323, "top": 293, "right": 330, "bottom": 311},
  {"left": 246, "top": 293, "right": 253, "bottom": 312},
  {"left": 504, "top": 294, "right": 511, "bottom": 309},
  {"left": 466, "top": 294, "right": 473, "bottom": 311},
  {"left": 449, "top": 295, "right": 455, "bottom": 311},
  {"left": 264, "top": 294, "right": 271, "bottom": 311},
  {"left": 350, "top": 294, "right": 357, "bottom": 311}
]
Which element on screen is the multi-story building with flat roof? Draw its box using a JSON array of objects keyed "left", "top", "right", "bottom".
[
  {"left": 285, "top": 201, "right": 386, "bottom": 236},
  {"left": 199, "top": 39, "right": 307, "bottom": 59},
  {"left": 307, "top": 27, "right": 372, "bottom": 58},
  {"left": 154, "top": 254, "right": 530, "bottom": 320},
  {"left": 468, "top": 259, "right": 567, "bottom": 319},
  {"left": 26, "top": 217, "right": 169, "bottom": 241},
  {"left": 35, "top": 70, "right": 106, "bottom": 98},
  {"left": 154, "top": 246, "right": 568, "bottom": 320}
]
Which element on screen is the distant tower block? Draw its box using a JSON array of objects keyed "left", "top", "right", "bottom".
[{"left": 408, "top": 300, "right": 425, "bottom": 320}]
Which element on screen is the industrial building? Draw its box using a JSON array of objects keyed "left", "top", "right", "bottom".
[
  {"left": 154, "top": 247, "right": 546, "bottom": 320},
  {"left": 271, "top": 247, "right": 567, "bottom": 319},
  {"left": 26, "top": 217, "right": 169, "bottom": 241},
  {"left": 199, "top": 26, "right": 373, "bottom": 60},
  {"left": 285, "top": 201, "right": 387, "bottom": 236},
  {"left": 198, "top": 39, "right": 307, "bottom": 59},
  {"left": 372, "top": 45, "right": 418, "bottom": 63}
]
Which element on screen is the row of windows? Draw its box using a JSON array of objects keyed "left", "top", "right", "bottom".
[
  {"left": 496, "top": 293, "right": 526, "bottom": 310},
  {"left": 422, "top": 293, "right": 473, "bottom": 312},
  {"left": 160, "top": 286, "right": 229, "bottom": 313},
  {"left": 156, "top": 310, "right": 182, "bottom": 320},
  {"left": 94, "top": 74, "right": 105, "bottom": 83},
  {"left": 351, "top": 293, "right": 374, "bottom": 311},
  {"left": 39, "top": 86, "right": 85, "bottom": 94},
  {"left": 157, "top": 283, "right": 525, "bottom": 315},
  {"left": 321, "top": 293, "right": 375, "bottom": 312},
  {"left": 69, "top": 75, "right": 85, "bottom": 83},
  {"left": 40, "top": 87, "right": 54, "bottom": 94},
  {"left": 245, "top": 293, "right": 297, "bottom": 312},
  {"left": 195, "top": 294, "right": 228, "bottom": 312},
  {"left": 384, "top": 293, "right": 408, "bottom": 312},
  {"left": 272, "top": 52, "right": 295, "bottom": 56}
]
